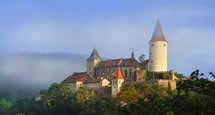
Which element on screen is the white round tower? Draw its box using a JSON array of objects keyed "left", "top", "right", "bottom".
[{"left": 149, "top": 21, "right": 167, "bottom": 72}]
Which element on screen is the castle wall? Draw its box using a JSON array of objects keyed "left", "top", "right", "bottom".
[
  {"left": 67, "top": 81, "right": 83, "bottom": 93},
  {"left": 84, "top": 82, "right": 100, "bottom": 89},
  {"left": 95, "top": 66, "right": 140, "bottom": 81}
]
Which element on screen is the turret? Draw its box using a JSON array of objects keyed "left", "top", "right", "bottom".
[
  {"left": 87, "top": 48, "right": 102, "bottom": 77},
  {"left": 149, "top": 20, "right": 168, "bottom": 72},
  {"left": 112, "top": 68, "right": 124, "bottom": 96}
]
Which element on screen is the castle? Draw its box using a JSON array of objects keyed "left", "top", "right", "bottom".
[{"left": 62, "top": 21, "right": 178, "bottom": 96}]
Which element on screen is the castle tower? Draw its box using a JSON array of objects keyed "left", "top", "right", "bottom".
[
  {"left": 149, "top": 20, "right": 168, "bottom": 72},
  {"left": 87, "top": 48, "right": 102, "bottom": 77},
  {"left": 112, "top": 68, "right": 124, "bottom": 96}
]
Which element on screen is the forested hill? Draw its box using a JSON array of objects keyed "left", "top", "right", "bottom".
[{"left": 0, "top": 70, "right": 215, "bottom": 115}]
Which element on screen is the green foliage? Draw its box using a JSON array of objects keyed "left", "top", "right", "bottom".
[
  {"left": 117, "top": 84, "right": 137, "bottom": 103},
  {"left": 16, "top": 113, "right": 24, "bottom": 115},
  {"left": 190, "top": 69, "right": 204, "bottom": 80},
  {"left": 1, "top": 70, "right": 215, "bottom": 115},
  {"left": 76, "top": 87, "right": 90, "bottom": 104},
  {"left": 144, "top": 71, "right": 167, "bottom": 81},
  {"left": 0, "top": 98, "right": 12, "bottom": 113},
  {"left": 175, "top": 72, "right": 186, "bottom": 78}
]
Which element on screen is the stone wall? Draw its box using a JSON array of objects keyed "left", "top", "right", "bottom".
[{"left": 95, "top": 66, "right": 144, "bottom": 82}]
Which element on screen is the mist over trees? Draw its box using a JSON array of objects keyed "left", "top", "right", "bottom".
[{"left": 0, "top": 70, "right": 215, "bottom": 115}]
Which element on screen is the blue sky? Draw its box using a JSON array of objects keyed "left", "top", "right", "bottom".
[{"left": 1, "top": 0, "right": 215, "bottom": 76}]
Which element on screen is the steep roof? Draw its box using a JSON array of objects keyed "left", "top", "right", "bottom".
[
  {"left": 88, "top": 48, "right": 101, "bottom": 60},
  {"left": 84, "top": 77, "right": 100, "bottom": 83},
  {"left": 62, "top": 72, "right": 90, "bottom": 83},
  {"left": 151, "top": 20, "right": 167, "bottom": 42},
  {"left": 114, "top": 68, "right": 124, "bottom": 80},
  {"left": 96, "top": 58, "right": 139, "bottom": 68},
  {"left": 62, "top": 72, "right": 101, "bottom": 83}
]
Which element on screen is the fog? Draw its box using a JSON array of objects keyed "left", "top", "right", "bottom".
[{"left": 0, "top": 53, "right": 86, "bottom": 96}]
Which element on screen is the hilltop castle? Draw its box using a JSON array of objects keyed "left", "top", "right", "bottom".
[{"left": 62, "top": 21, "right": 178, "bottom": 96}]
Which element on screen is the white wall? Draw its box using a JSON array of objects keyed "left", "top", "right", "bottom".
[{"left": 149, "top": 41, "right": 167, "bottom": 72}]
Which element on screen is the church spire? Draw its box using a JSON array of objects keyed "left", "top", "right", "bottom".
[
  {"left": 131, "top": 49, "right": 135, "bottom": 59},
  {"left": 114, "top": 68, "right": 124, "bottom": 80},
  {"left": 151, "top": 20, "right": 167, "bottom": 42},
  {"left": 88, "top": 48, "right": 101, "bottom": 60}
]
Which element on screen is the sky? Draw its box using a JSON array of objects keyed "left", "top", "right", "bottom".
[{"left": 1, "top": 0, "right": 215, "bottom": 78}]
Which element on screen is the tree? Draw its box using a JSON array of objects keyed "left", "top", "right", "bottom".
[
  {"left": 75, "top": 87, "right": 90, "bottom": 104},
  {"left": 117, "top": 84, "right": 138, "bottom": 103},
  {"left": 0, "top": 98, "right": 12, "bottom": 113}
]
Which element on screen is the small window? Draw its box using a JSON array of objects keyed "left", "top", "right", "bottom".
[
  {"left": 125, "top": 70, "right": 127, "bottom": 77},
  {"left": 164, "top": 44, "right": 166, "bottom": 47}
]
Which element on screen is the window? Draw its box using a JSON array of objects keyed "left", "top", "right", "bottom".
[
  {"left": 125, "top": 70, "right": 127, "bottom": 78},
  {"left": 164, "top": 44, "right": 166, "bottom": 47},
  {"left": 151, "top": 44, "right": 154, "bottom": 47},
  {"left": 134, "top": 71, "right": 137, "bottom": 81},
  {"left": 151, "top": 60, "right": 153, "bottom": 64},
  {"left": 94, "top": 69, "right": 96, "bottom": 76},
  {"left": 129, "top": 69, "right": 132, "bottom": 80}
]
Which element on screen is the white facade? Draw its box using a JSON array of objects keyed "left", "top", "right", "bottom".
[
  {"left": 101, "top": 79, "right": 110, "bottom": 87},
  {"left": 149, "top": 41, "right": 167, "bottom": 72},
  {"left": 111, "top": 79, "right": 124, "bottom": 96}
]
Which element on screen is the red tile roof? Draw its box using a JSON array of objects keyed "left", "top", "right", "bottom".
[
  {"left": 62, "top": 72, "right": 101, "bottom": 83},
  {"left": 62, "top": 72, "right": 90, "bottom": 83},
  {"left": 84, "top": 77, "right": 100, "bottom": 83},
  {"left": 96, "top": 58, "right": 139, "bottom": 68}
]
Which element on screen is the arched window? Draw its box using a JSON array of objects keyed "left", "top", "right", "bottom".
[
  {"left": 129, "top": 69, "right": 132, "bottom": 80},
  {"left": 134, "top": 71, "right": 137, "bottom": 81},
  {"left": 94, "top": 69, "right": 97, "bottom": 76},
  {"left": 125, "top": 70, "right": 127, "bottom": 78}
]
